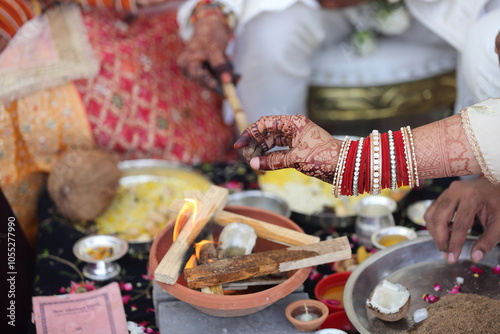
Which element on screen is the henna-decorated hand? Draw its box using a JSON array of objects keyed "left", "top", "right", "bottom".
[
  {"left": 233, "top": 115, "right": 341, "bottom": 184},
  {"left": 178, "top": 6, "right": 233, "bottom": 92},
  {"left": 424, "top": 177, "right": 500, "bottom": 264}
]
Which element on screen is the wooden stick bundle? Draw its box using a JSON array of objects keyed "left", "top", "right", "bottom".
[
  {"left": 154, "top": 185, "right": 229, "bottom": 285},
  {"left": 169, "top": 199, "right": 319, "bottom": 246},
  {"left": 184, "top": 236, "right": 351, "bottom": 289}
]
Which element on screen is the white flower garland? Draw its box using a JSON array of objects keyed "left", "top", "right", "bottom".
[{"left": 345, "top": 0, "right": 411, "bottom": 56}]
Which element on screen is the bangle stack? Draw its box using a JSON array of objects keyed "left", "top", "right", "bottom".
[
  {"left": 332, "top": 127, "right": 419, "bottom": 198},
  {"left": 0, "top": 0, "right": 36, "bottom": 41}
]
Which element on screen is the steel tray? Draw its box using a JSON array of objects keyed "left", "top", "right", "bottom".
[{"left": 344, "top": 236, "right": 500, "bottom": 334}]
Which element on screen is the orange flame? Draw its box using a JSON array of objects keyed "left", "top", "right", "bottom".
[
  {"left": 194, "top": 240, "right": 215, "bottom": 260},
  {"left": 185, "top": 254, "right": 197, "bottom": 269},
  {"left": 172, "top": 198, "right": 199, "bottom": 242}
]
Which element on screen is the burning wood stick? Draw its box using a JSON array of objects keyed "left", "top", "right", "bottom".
[
  {"left": 154, "top": 185, "right": 229, "bottom": 285},
  {"left": 169, "top": 199, "right": 319, "bottom": 246},
  {"left": 184, "top": 236, "right": 351, "bottom": 289},
  {"left": 197, "top": 237, "right": 224, "bottom": 295}
]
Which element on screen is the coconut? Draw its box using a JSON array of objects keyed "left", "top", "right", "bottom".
[
  {"left": 366, "top": 279, "right": 411, "bottom": 322},
  {"left": 47, "top": 148, "right": 122, "bottom": 221}
]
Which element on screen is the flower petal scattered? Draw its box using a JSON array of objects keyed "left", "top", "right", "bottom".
[
  {"left": 470, "top": 265, "right": 484, "bottom": 274},
  {"left": 422, "top": 294, "right": 440, "bottom": 303},
  {"left": 119, "top": 282, "right": 133, "bottom": 291},
  {"left": 448, "top": 285, "right": 462, "bottom": 294},
  {"left": 433, "top": 283, "right": 442, "bottom": 291},
  {"left": 122, "top": 295, "right": 131, "bottom": 304},
  {"left": 492, "top": 265, "right": 500, "bottom": 275}
]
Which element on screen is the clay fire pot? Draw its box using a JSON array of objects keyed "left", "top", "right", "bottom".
[{"left": 149, "top": 205, "right": 311, "bottom": 317}]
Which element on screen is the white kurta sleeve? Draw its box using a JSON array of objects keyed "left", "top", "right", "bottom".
[
  {"left": 404, "top": 0, "right": 489, "bottom": 50},
  {"left": 461, "top": 98, "right": 500, "bottom": 184}
]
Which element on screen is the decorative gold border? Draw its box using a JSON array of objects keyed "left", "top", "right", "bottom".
[{"left": 460, "top": 108, "right": 498, "bottom": 184}]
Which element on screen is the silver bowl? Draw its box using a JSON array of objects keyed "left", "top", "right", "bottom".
[
  {"left": 73, "top": 235, "right": 128, "bottom": 280},
  {"left": 407, "top": 199, "right": 434, "bottom": 227},
  {"left": 227, "top": 190, "right": 291, "bottom": 217},
  {"left": 370, "top": 226, "right": 417, "bottom": 250},
  {"left": 344, "top": 236, "right": 500, "bottom": 334}
]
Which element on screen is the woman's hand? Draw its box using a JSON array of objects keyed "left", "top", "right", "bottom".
[
  {"left": 233, "top": 115, "right": 341, "bottom": 183},
  {"left": 178, "top": 7, "right": 233, "bottom": 91},
  {"left": 424, "top": 177, "right": 500, "bottom": 264}
]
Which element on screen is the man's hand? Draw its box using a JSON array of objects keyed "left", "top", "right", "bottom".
[
  {"left": 424, "top": 177, "right": 500, "bottom": 264},
  {"left": 178, "top": 7, "right": 233, "bottom": 91}
]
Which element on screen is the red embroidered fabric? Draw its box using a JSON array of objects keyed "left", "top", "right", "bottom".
[{"left": 75, "top": 9, "right": 236, "bottom": 164}]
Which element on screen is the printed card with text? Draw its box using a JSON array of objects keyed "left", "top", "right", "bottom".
[{"left": 32, "top": 282, "right": 128, "bottom": 334}]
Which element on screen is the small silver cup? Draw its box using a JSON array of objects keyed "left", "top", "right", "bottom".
[
  {"left": 73, "top": 235, "right": 128, "bottom": 281},
  {"left": 354, "top": 196, "right": 396, "bottom": 248}
]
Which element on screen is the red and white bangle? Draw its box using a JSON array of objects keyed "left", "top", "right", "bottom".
[
  {"left": 405, "top": 126, "right": 419, "bottom": 187},
  {"left": 332, "top": 136, "right": 351, "bottom": 198},
  {"left": 332, "top": 126, "right": 419, "bottom": 198},
  {"left": 388, "top": 130, "right": 397, "bottom": 189},
  {"left": 352, "top": 137, "right": 364, "bottom": 196},
  {"left": 370, "top": 130, "right": 381, "bottom": 195}
]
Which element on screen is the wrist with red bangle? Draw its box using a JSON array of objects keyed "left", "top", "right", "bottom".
[{"left": 332, "top": 126, "right": 418, "bottom": 197}]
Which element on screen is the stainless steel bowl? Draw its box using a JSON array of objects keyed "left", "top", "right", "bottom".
[
  {"left": 291, "top": 211, "right": 355, "bottom": 230},
  {"left": 370, "top": 226, "right": 417, "bottom": 250},
  {"left": 344, "top": 237, "right": 500, "bottom": 334},
  {"left": 227, "top": 190, "right": 291, "bottom": 217},
  {"left": 355, "top": 195, "right": 398, "bottom": 214},
  {"left": 73, "top": 234, "right": 128, "bottom": 280},
  {"left": 407, "top": 199, "right": 434, "bottom": 226}
]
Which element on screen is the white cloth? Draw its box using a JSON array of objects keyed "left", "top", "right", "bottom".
[
  {"left": 178, "top": 0, "right": 500, "bottom": 123},
  {"left": 404, "top": 0, "right": 500, "bottom": 112},
  {"left": 403, "top": 0, "right": 489, "bottom": 51},
  {"left": 177, "top": 0, "right": 319, "bottom": 40},
  {"left": 456, "top": 9, "right": 500, "bottom": 112},
  {"left": 462, "top": 98, "right": 500, "bottom": 183},
  {"left": 178, "top": 1, "right": 352, "bottom": 123}
]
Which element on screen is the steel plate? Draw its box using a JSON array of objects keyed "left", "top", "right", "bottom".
[
  {"left": 76, "top": 159, "right": 212, "bottom": 246},
  {"left": 344, "top": 236, "right": 500, "bottom": 334}
]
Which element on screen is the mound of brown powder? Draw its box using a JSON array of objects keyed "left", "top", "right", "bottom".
[{"left": 408, "top": 293, "right": 500, "bottom": 334}]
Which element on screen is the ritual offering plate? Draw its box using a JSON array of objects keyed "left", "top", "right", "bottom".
[
  {"left": 344, "top": 237, "right": 500, "bottom": 334},
  {"left": 258, "top": 168, "right": 409, "bottom": 229},
  {"left": 75, "top": 159, "right": 212, "bottom": 246}
]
